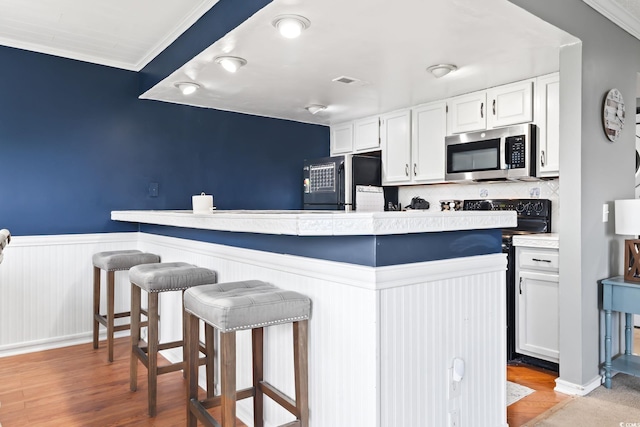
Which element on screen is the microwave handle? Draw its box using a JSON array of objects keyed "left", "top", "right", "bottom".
[{"left": 500, "top": 139, "right": 508, "bottom": 170}]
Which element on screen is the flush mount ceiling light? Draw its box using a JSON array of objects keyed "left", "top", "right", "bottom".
[
  {"left": 174, "top": 81, "right": 200, "bottom": 95},
  {"left": 214, "top": 56, "right": 247, "bottom": 73},
  {"left": 272, "top": 14, "right": 311, "bottom": 39},
  {"left": 305, "top": 104, "right": 327, "bottom": 115},
  {"left": 426, "top": 64, "right": 458, "bottom": 78}
]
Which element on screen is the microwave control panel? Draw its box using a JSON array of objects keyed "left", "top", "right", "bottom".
[{"left": 506, "top": 135, "right": 526, "bottom": 169}]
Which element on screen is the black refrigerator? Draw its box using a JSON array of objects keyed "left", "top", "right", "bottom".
[{"left": 302, "top": 153, "right": 397, "bottom": 211}]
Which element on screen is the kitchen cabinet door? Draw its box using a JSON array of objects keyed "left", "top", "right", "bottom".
[
  {"left": 535, "top": 73, "right": 560, "bottom": 177},
  {"left": 515, "top": 246, "right": 559, "bottom": 363},
  {"left": 381, "top": 109, "right": 412, "bottom": 184},
  {"left": 411, "top": 101, "right": 447, "bottom": 183},
  {"left": 330, "top": 122, "right": 353, "bottom": 155},
  {"left": 354, "top": 116, "right": 380, "bottom": 152},
  {"left": 448, "top": 90, "right": 487, "bottom": 134},
  {"left": 487, "top": 79, "right": 534, "bottom": 129}
]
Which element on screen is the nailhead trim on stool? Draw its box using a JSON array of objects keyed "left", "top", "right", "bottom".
[
  {"left": 184, "top": 280, "right": 311, "bottom": 427},
  {"left": 92, "top": 250, "right": 160, "bottom": 362},
  {"left": 129, "top": 262, "right": 217, "bottom": 417}
]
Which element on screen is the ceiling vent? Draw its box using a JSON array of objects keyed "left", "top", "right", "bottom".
[{"left": 332, "top": 75, "right": 367, "bottom": 85}]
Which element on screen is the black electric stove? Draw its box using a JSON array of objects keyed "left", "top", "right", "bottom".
[{"left": 463, "top": 199, "right": 557, "bottom": 371}]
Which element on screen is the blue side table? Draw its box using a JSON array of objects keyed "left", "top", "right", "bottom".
[{"left": 601, "top": 276, "right": 640, "bottom": 388}]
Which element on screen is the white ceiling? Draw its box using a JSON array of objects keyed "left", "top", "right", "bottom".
[
  {"left": 4, "top": 0, "right": 639, "bottom": 126},
  {"left": 141, "top": 0, "right": 578, "bottom": 125},
  {"left": 0, "top": 0, "right": 219, "bottom": 71}
]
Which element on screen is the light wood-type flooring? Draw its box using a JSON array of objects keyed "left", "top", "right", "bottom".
[
  {"left": 3, "top": 332, "right": 638, "bottom": 426},
  {"left": 0, "top": 337, "right": 247, "bottom": 427}
]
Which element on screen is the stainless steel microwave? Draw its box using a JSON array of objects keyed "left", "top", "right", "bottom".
[{"left": 444, "top": 123, "right": 537, "bottom": 182}]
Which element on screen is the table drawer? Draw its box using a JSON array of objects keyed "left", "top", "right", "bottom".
[{"left": 518, "top": 248, "right": 559, "bottom": 272}]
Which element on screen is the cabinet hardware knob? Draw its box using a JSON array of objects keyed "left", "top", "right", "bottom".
[
  {"left": 532, "top": 258, "right": 552, "bottom": 263},
  {"left": 541, "top": 150, "right": 546, "bottom": 167},
  {"left": 405, "top": 164, "right": 409, "bottom": 176},
  {"left": 414, "top": 163, "right": 417, "bottom": 176},
  {"left": 480, "top": 102, "right": 484, "bottom": 119},
  {"left": 492, "top": 99, "right": 496, "bottom": 115},
  {"left": 519, "top": 277, "right": 523, "bottom": 294}
]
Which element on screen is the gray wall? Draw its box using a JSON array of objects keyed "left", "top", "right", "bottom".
[{"left": 509, "top": 0, "right": 640, "bottom": 389}]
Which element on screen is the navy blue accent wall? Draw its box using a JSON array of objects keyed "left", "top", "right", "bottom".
[
  {"left": 140, "top": 0, "right": 272, "bottom": 92},
  {"left": 0, "top": 46, "right": 328, "bottom": 236},
  {"left": 139, "top": 224, "right": 502, "bottom": 266}
]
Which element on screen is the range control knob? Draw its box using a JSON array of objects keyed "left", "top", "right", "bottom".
[
  {"left": 533, "top": 202, "right": 544, "bottom": 213},
  {"left": 515, "top": 202, "right": 525, "bottom": 213}
]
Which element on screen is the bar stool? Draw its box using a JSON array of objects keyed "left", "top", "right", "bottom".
[
  {"left": 184, "top": 280, "right": 311, "bottom": 427},
  {"left": 129, "top": 262, "right": 217, "bottom": 417},
  {"left": 92, "top": 250, "right": 160, "bottom": 362}
]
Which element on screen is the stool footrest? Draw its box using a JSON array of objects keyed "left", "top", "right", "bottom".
[
  {"left": 260, "top": 381, "right": 298, "bottom": 417},
  {"left": 190, "top": 398, "right": 222, "bottom": 427},
  {"left": 199, "top": 387, "right": 254, "bottom": 409},
  {"left": 280, "top": 421, "right": 301, "bottom": 427}
]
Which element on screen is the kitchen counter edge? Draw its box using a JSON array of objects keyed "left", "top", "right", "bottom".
[{"left": 111, "top": 209, "right": 517, "bottom": 236}]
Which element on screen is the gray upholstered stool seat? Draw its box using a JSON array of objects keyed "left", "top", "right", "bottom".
[
  {"left": 93, "top": 250, "right": 160, "bottom": 272},
  {"left": 184, "top": 280, "right": 311, "bottom": 427},
  {"left": 92, "top": 249, "right": 160, "bottom": 362},
  {"left": 184, "top": 280, "right": 311, "bottom": 332},
  {"left": 129, "top": 262, "right": 217, "bottom": 417}
]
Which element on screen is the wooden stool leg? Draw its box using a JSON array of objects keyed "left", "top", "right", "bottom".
[
  {"left": 92, "top": 266, "right": 100, "bottom": 350},
  {"left": 294, "top": 320, "right": 309, "bottom": 427},
  {"left": 130, "top": 284, "right": 141, "bottom": 392},
  {"left": 186, "top": 311, "right": 200, "bottom": 427},
  {"left": 182, "top": 290, "right": 188, "bottom": 379},
  {"left": 106, "top": 271, "right": 115, "bottom": 363},
  {"left": 252, "top": 327, "right": 264, "bottom": 427},
  {"left": 205, "top": 323, "right": 216, "bottom": 399},
  {"left": 148, "top": 292, "right": 159, "bottom": 417},
  {"left": 220, "top": 331, "right": 236, "bottom": 427}
]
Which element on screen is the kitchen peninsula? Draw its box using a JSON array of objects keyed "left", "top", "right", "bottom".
[{"left": 112, "top": 209, "right": 515, "bottom": 427}]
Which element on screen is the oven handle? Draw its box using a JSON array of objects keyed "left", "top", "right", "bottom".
[{"left": 500, "top": 138, "right": 507, "bottom": 170}]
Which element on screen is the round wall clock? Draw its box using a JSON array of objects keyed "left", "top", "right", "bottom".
[{"left": 603, "top": 88, "right": 625, "bottom": 142}]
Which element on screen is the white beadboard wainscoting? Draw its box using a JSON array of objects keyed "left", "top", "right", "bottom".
[
  {"left": 0, "top": 233, "right": 139, "bottom": 356},
  {"left": 0, "top": 231, "right": 507, "bottom": 427}
]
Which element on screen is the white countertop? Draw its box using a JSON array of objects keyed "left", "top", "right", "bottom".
[
  {"left": 111, "top": 209, "right": 517, "bottom": 236},
  {"left": 512, "top": 233, "right": 559, "bottom": 249}
]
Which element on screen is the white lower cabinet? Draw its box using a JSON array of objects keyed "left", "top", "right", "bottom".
[{"left": 515, "top": 247, "right": 559, "bottom": 363}]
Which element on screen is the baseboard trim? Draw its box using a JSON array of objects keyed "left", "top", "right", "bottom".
[
  {"left": 0, "top": 330, "right": 129, "bottom": 358},
  {"left": 554, "top": 375, "right": 602, "bottom": 396}
]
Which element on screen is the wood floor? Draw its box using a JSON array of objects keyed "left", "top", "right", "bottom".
[
  {"left": 4, "top": 332, "right": 637, "bottom": 426},
  {"left": 0, "top": 337, "right": 246, "bottom": 427},
  {"left": 506, "top": 363, "right": 570, "bottom": 427}
]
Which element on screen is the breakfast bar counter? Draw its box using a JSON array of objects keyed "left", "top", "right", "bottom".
[{"left": 112, "top": 209, "right": 514, "bottom": 426}]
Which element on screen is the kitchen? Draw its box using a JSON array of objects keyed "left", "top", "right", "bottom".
[{"left": 0, "top": 0, "right": 639, "bottom": 426}]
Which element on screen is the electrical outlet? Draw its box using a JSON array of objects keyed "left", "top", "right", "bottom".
[
  {"left": 448, "top": 409, "right": 460, "bottom": 427},
  {"left": 448, "top": 368, "right": 461, "bottom": 399},
  {"left": 149, "top": 182, "right": 159, "bottom": 198}
]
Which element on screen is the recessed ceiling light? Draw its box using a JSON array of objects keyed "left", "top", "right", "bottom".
[
  {"left": 426, "top": 64, "right": 458, "bottom": 78},
  {"left": 305, "top": 104, "right": 327, "bottom": 115},
  {"left": 214, "top": 56, "right": 247, "bottom": 73},
  {"left": 272, "top": 15, "right": 311, "bottom": 39},
  {"left": 174, "top": 82, "right": 200, "bottom": 95}
]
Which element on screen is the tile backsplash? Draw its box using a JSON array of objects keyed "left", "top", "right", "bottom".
[{"left": 398, "top": 178, "right": 560, "bottom": 233}]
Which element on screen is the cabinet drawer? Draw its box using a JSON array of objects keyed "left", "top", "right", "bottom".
[{"left": 518, "top": 249, "right": 559, "bottom": 271}]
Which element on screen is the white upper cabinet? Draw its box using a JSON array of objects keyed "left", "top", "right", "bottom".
[
  {"left": 381, "top": 109, "right": 412, "bottom": 184},
  {"left": 448, "top": 78, "right": 534, "bottom": 135},
  {"left": 448, "top": 91, "right": 487, "bottom": 134},
  {"left": 411, "top": 101, "right": 447, "bottom": 183},
  {"left": 354, "top": 116, "right": 380, "bottom": 152},
  {"left": 330, "top": 122, "right": 353, "bottom": 155},
  {"left": 486, "top": 79, "right": 534, "bottom": 129},
  {"left": 535, "top": 73, "right": 560, "bottom": 177}
]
